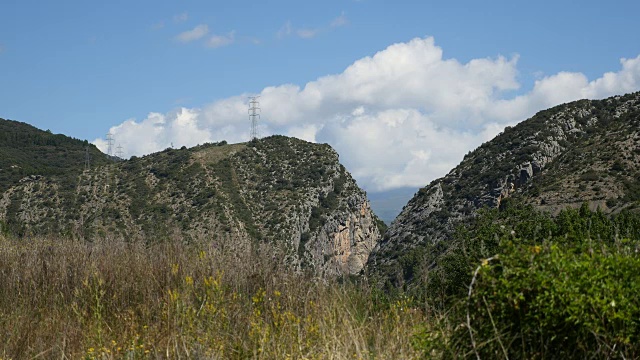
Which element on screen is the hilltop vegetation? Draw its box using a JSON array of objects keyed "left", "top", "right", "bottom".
[{"left": 0, "top": 118, "right": 109, "bottom": 193}]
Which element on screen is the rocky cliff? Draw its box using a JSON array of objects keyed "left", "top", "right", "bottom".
[
  {"left": 0, "top": 135, "right": 384, "bottom": 277},
  {"left": 368, "top": 91, "right": 640, "bottom": 286}
]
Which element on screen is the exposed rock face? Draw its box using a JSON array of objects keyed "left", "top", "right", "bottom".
[
  {"left": 368, "top": 92, "right": 640, "bottom": 287},
  {"left": 312, "top": 200, "right": 380, "bottom": 275},
  {"left": 0, "top": 135, "right": 383, "bottom": 277}
]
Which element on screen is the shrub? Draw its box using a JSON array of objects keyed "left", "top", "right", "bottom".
[
  {"left": 580, "top": 170, "right": 600, "bottom": 182},
  {"left": 611, "top": 160, "right": 625, "bottom": 172},
  {"left": 463, "top": 239, "right": 640, "bottom": 359},
  {"left": 412, "top": 202, "right": 640, "bottom": 359}
]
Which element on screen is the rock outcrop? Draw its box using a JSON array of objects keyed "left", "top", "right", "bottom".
[
  {"left": 368, "top": 91, "right": 640, "bottom": 287},
  {"left": 312, "top": 199, "right": 380, "bottom": 275}
]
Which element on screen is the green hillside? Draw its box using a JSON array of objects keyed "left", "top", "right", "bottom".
[
  {"left": 0, "top": 133, "right": 383, "bottom": 277},
  {"left": 0, "top": 118, "right": 110, "bottom": 193}
]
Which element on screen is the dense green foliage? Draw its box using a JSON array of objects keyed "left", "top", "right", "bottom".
[
  {"left": 413, "top": 202, "right": 640, "bottom": 358},
  {"left": 0, "top": 118, "right": 109, "bottom": 193},
  {"left": 465, "top": 237, "right": 640, "bottom": 358}
]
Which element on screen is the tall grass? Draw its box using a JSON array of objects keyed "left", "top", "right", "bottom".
[{"left": 0, "top": 234, "right": 427, "bottom": 359}]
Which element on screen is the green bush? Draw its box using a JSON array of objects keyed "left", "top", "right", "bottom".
[
  {"left": 611, "top": 160, "right": 625, "bottom": 172},
  {"left": 412, "top": 202, "right": 640, "bottom": 359},
  {"left": 579, "top": 170, "right": 600, "bottom": 182},
  {"left": 463, "top": 239, "right": 640, "bottom": 359}
]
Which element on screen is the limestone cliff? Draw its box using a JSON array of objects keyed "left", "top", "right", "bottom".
[{"left": 369, "top": 91, "right": 640, "bottom": 286}]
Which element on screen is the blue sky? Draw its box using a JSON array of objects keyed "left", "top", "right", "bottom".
[
  {"left": 2, "top": 0, "right": 639, "bottom": 139},
  {"left": 2, "top": 1, "right": 640, "bottom": 220}
]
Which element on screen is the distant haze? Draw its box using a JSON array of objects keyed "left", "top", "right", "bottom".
[{"left": 368, "top": 187, "right": 417, "bottom": 224}]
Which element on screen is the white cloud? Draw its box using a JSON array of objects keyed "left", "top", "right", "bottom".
[
  {"left": 317, "top": 109, "right": 503, "bottom": 189},
  {"left": 297, "top": 28, "right": 319, "bottom": 39},
  {"left": 286, "top": 124, "right": 322, "bottom": 143},
  {"left": 174, "top": 24, "right": 209, "bottom": 43},
  {"left": 173, "top": 12, "right": 188, "bottom": 23},
  {"left": 331, "top": 12, "right": 348, "bottom": 28},
  {"left": 485, "top": 56, "right": 640, "bottom": 124},
  {"left": 206, "top": 31, "right": 236, "bottom": 48},
  {"left": 96, "top": 37, "right": 640, "bottom": 192},
  {"left": 94, "top": 108, "right": 214, "bottom": 157}
]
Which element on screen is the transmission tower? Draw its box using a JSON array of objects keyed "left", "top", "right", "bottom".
[
  {"left": 248, "top": 96, "right": 260, "bottom": 140},
  {"left": 106, "top": 132, "right": 115, "bottom": 156},
  {"left": 116, "top": 144, "right": 124, "bottom": 159},
  {"left": 84, "top": 146, "right": 91, "bottom": 171}
]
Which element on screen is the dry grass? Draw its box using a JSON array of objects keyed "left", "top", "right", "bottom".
[
  {"left": 191, "top": 144, "right": 247, "bottom": 165},
  {"left": 0, "top": 233, "right": 426, "bottom": 359}
]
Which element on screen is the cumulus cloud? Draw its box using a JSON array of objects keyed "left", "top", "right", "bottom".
[
  {"left": 318, "top": 109, "right": 503, "bottom": 189},
  {"left": 95, "top": 37, "right": 640, "bottom": 191},
  {"left": 174, "top": 24, "right": 209, "bottom": 43},
  {"left": 94, "top": 108, "right": 214, "bottom": 157},
  {"left": 206, "top": 31, "right": 235, "bottom": 48}
]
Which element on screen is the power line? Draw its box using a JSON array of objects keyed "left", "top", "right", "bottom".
[
  {"left": 248, "top": 96, "right": 260, "bottom": 141},
  {"left": 116, "top": 144, "right": 124, "bottom": 159},
  {"left": 106, "top": 132, "right": 115, "bottom": 156}
]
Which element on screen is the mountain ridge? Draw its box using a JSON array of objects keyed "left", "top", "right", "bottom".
[
  {"left": 0, "top": 132, "right": 384, "bottom": 277},
  {"left": 368, "top": 91, "right": 640, "bottom": 286}
]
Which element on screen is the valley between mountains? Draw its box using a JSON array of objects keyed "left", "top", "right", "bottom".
[{"left": 1, "top": 92, "right": 640, "bottom": 358}]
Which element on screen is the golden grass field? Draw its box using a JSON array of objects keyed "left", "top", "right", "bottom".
[{"left": 0, "top": 234, "right": 434, "bottom": 359}]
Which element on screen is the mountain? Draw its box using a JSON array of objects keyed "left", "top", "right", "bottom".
[
  {"left": 368, "top": 91, "right": 640, "bottom": 286},
  {"left": 0, "top": 118, "right": 111, "bottom": 194},
  {"left": 0, "top": 133, "right": 384, "bottom": 277}
]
